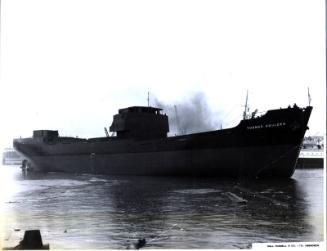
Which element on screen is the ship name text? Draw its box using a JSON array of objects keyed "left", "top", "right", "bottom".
[{"left": 247, "top": 122, "right": 286, "bottom": 130}]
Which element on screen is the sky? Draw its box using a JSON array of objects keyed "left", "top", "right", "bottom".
[{"left": 0, "top": 0, "right": 326, "bottom": 148}]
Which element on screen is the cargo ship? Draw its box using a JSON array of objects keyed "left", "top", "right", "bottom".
[{"left": 13, "top": 104, "right": 312, "bottom": 178}]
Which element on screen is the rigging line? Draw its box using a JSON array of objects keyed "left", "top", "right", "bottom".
[{"left": 221, "top": 104, "right": 240, "bottom": 121}]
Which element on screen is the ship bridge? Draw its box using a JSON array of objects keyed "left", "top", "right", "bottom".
[{"left": 109, "top": 106, "right": 169, "bottom": 140}]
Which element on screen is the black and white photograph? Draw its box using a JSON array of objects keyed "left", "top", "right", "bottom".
[{"left": 0, "top": 0, "right": 325, "bottom": 250}]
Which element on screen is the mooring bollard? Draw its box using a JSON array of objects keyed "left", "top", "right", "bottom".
[{"left": 3, "top": 230, "right": 49, "bottom": 250}]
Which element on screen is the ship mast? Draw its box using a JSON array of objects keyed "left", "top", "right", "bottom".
[
  {"left": 243, "top": 90, "right": 249, "bottom": 120},
  {"left": 174, "top": 105, "right": 182, "bottom": 135},
  {"left": 147, "top": 92, "right": 150, "bottom": 107},
  {"left": 307, "top": 87, "right": 311, "bottom": 106}
]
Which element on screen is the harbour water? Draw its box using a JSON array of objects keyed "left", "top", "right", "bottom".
[{"left": 0, "top": 165, "right": 324, "bottom": 249}]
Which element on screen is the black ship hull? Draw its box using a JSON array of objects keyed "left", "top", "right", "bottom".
[
  {"left": 19, "top": 144, "right": 300, "bottom": 178},
  {"left": 13, "top": 105, "right": 312, "bottom": 178}
]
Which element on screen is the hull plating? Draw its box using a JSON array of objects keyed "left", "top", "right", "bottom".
[{"left": 23, "top": 145, "right": 300, "bottom": 178}]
